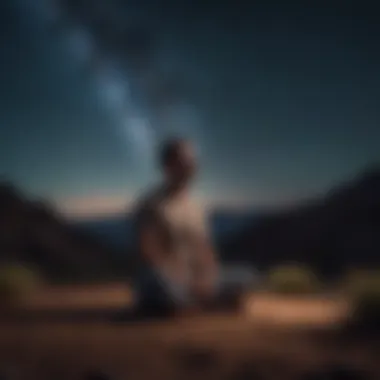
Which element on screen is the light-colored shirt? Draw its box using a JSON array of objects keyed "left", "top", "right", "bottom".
[{"left": 133, "top": 185, "right": 209, "bottom": 289}]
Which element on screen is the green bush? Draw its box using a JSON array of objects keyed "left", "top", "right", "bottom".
[
  {"left": 0, "top": 263, "right": 42, "bottom": 308},
  {"left": 342, "top": 270, "right": 380, "bottom": 327},
  {"left": 342, "top": 269, "right": 379, "bottom": 293},
  {"left": 266, "top": 264, "right": 321, "bottom": 295}
]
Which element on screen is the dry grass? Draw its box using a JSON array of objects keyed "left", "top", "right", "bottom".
[
  {"left": 21, "top": 283, "right": 134, "bottom": 311},
  {"left": 0, "top": 284, "right": 378, "bottom": 380}
]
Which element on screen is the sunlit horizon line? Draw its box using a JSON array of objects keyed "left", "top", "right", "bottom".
[{"left": 55, "top": 193, "right": 303, "bottom": 221}]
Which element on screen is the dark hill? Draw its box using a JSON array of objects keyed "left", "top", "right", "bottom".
[
  {"left": 0, "top": 182, "right": 127, "bottom": 282},
  {"left": 223, "top": 166, "right": 380, "bottom": 278}
]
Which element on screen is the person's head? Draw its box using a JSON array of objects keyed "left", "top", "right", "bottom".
[{"left": 159, "top": 138, "right": 198, "bottom": 188}]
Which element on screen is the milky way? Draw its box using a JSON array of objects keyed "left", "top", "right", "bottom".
[{"left": 20, "top": 0, "right": 203, "bottom": 172}]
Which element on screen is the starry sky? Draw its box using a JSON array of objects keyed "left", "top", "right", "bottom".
[{"left": 0, "top": 1, "right": 379, "bottom": 217}]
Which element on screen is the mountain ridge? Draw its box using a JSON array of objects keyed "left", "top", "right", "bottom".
[
  {"left": 223, "top": 166, "right": 380, "bottom": 278},
  {"left": 1, "top": 165, "right": 379, "bottom": 281}
]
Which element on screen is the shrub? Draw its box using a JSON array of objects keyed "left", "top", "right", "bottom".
[
  {"left": 0, "top": 263, "right": 42, "bottom": 308},
  {"left": 266, "top": 264, "right": 320, "bottom": 295},
  {"left": 342, "top": 269, "right": 380, "bottom": 328},
  {"left": 342, "top": 269, "right": 379, "bottom": 294}
]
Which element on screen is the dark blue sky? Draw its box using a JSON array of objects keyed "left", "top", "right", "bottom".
[{"left": 0, "top": 1, "right": 379, "bottom": 216}]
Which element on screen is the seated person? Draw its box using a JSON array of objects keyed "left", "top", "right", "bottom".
[{"left": 132, "top": 138, "right": 221, "bottom": 317}]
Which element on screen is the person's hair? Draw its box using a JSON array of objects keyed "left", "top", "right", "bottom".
[{"left": 159, "top": 138, "right": 187, "bottom": 167}]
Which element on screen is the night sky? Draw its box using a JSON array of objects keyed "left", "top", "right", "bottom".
[{"left": 0, "top": 1, "right": 379, "bottom": 217}]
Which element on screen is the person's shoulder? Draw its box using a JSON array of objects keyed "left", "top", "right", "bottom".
[
  {"left": 184, "top": 199, "right": 210, "bottom": 235},
  {"left": 184, "top": 198, "right": 208, "bottom": 222},
  {"left": 133, "top": 185, "right": 165, "bottom": 215},
  {"left": 186, "top": 198, "right": 206, "bottom": 214}
]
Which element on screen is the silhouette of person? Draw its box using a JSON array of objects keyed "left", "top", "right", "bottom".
[{"left": 132, "top": 138, "right": 219, "bottom": 317}]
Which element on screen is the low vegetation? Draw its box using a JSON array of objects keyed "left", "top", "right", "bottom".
[
  {"left": 342, "top": 269, "right": 380, "bottom": 328},
  {"left": 265, "top": 264, "right": 321, "bottom": 295},
  {"left": 0, "top": 263, "right": 42, "bottom": 308}
]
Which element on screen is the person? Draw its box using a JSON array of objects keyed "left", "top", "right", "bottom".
[{"left": 132, "top": 138, "right": 220, "bottom": 317}]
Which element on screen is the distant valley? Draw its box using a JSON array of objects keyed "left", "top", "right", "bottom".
[{"left": 1, "top": 165, "right": 379, "bottom": 282}]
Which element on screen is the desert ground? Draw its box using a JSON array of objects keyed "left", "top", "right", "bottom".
[{"left": 0, "top": 284, "right": 378, "bottom": 380}]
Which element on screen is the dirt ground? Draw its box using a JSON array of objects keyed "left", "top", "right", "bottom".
[{"left": 0, "top": 284, "right": 378, "bottom": 380}]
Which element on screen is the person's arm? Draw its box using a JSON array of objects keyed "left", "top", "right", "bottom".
[
  {"left": 193, "top": 234, "right": 218, "bottom": 280},
  {"left": 136, "top": 207, "right": 166, "bottom": 269},
  {"left": 191, "top": 210, "right": 219, "bottom": 297}
]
